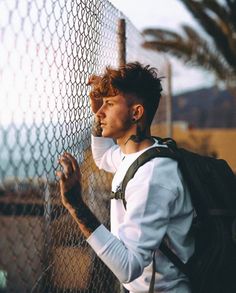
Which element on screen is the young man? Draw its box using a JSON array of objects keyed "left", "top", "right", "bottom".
[{"left": 56, "top": 62, "right": 194, "bottom": 293}]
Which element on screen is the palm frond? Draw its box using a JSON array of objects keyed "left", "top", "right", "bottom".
[
  {"left": 142, "top": 28, "right": 181, "bottom": 42},
  {"left": 203, "top": 0, "right": 234, "bottom": 37},
  {"left": 226, "top": 0, "right": 236, "bottom": 31},
  {"left": 182, "top": 25, "right": 231, "bottom": 79},
  {"left": 143, "top": 27, "right": 232, "bottom": 80},
  {"left": 180, "top": 0, "right": 236, "bottom": 69},
  {"left": 142, "top": 1, "right": 236, "bottom": 86}
]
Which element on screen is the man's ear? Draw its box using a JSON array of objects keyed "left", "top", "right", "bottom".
[{"left": 131, "top": 104, "right": 144, "bottom": 121}]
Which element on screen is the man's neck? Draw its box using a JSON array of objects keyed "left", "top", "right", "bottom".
[{"left": 117, "top": 132, "right": 154, "bottom": 154}]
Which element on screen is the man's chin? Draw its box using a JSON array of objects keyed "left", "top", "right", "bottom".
[{"left": 102, "top": 131, "right": 114, "bottom": 139}]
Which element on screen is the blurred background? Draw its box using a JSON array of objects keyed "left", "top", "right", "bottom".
[
  {"left": 111, "top": 0, "right": 236, "bottom": 172},
  {"left": 0, "top": 0, "right": 235, "bottom": 292}
]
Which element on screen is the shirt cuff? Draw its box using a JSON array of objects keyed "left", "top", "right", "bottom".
[
  {"left": 86, "top": 224, "right": 114, "bottom": 253},
  {"left": 91, "top": 135, "right": 114, "bottom": 147}
]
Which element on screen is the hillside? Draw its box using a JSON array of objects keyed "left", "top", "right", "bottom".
[{"left": 173, "top": 87, "right": 236, "bottom": 128}]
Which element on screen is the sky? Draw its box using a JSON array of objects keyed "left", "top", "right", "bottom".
[
  {"left": 109, "top": 0, "right": 215, "bottom": 94},
  {"left": 0, "top": 0, "right": 216, "bottom": 128}
]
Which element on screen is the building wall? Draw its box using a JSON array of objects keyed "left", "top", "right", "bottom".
[{"left": 152, "top": 124, "right": 236, "bottom": 173}]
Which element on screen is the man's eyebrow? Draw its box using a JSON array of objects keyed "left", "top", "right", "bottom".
[{"left": 103, "top": 96, "right": 117, "bottom": 101}]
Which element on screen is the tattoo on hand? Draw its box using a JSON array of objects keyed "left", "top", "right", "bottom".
[
  {"left": 64, "top": 186, "right": 100, "bottom": 237},
  {"left": 64, "top": 185, "right": 82, "bottom": 207},
  {"left": 74, "top": 202, "right": 100, "bottom": 235}
]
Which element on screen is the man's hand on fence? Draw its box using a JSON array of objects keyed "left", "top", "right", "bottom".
[
  {"left": 56, "top": 152, "right": 82, "bottom": 211},
  {"left": 56, "top": 152, "right": 101, "bottom": 238}
]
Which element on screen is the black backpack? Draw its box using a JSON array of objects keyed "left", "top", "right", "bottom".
[{"left": 111, "top": 137, "right": 236, "bottom": 293}]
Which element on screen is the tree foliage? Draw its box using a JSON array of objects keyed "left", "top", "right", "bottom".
[{"left": 142, "top": 0, "right": 236, "bottom": 85}]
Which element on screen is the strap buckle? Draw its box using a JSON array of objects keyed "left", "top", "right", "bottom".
[{"left": 111, "top": 187, "right": 124, "bottom": 200}]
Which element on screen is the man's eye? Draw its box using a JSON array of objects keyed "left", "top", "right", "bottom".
[{"left": 106, "top": 102, "right": 113, "bottom": 106}]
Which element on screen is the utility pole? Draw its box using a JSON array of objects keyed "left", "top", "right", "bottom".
[{"left": 166, "top": 60, "right": 173, "bottom": 137}]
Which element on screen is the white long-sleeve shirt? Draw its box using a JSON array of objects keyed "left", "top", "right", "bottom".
[{"left": 87, "top": 136, "right": 194, "bottom": 293}]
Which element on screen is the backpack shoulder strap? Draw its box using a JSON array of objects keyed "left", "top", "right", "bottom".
[{"left": 120, "top": 146, "right": 177, "bottom": 209}]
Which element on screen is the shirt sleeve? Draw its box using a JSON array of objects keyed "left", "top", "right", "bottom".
[
  {"left": 87, "top": 158, "right": 179, "bottom": 283},
  {"left": 91, "top": 135, "right": 121, "bottom": 173}
]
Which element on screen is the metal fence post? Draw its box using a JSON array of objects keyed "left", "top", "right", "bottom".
[{"left": 117, "top": 18, "right": 126, "bottom": 66}]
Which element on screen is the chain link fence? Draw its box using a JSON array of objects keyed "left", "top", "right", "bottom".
[{"left": 0, "top": 0, "right": 169, "bottom": 292}]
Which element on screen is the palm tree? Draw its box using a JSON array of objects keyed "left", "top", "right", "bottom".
[{"left": 142, "top": 0, "right": 236, "bottom": 87}]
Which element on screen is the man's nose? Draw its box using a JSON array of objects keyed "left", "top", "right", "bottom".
[{"left": 96, "top": 104, "right": 105, "bottom": 118}]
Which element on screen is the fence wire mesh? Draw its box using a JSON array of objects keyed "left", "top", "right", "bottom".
[{"left": 0, "top": 0, "right": 169, "bottom": 292}]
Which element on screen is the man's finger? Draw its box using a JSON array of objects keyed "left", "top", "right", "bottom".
[
  {"left": 64, "top": 152, "right": 80, "bottom": 174},
  {"left": 58, "top": 156, "right": 73, "bottom": 177},
  {"left": 55, "top": 170, "right": 66, "bottom": 182}
]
